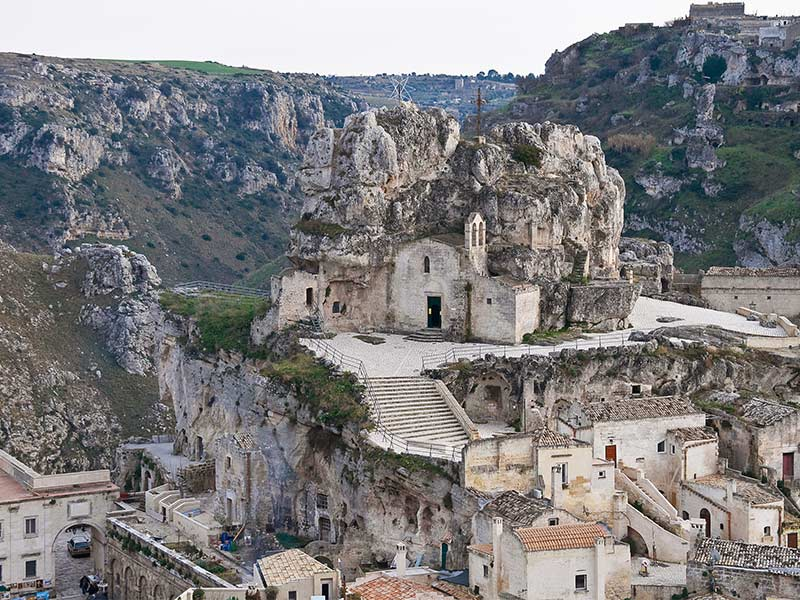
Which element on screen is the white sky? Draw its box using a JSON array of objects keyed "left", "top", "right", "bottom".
[{"left": 3, "top": 1, "right": 797, "bottom": 75}]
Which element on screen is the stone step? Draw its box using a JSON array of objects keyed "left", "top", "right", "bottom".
[
  {"left": 404, "top": 329, "right": 446, "bottom": 342},
  {"left": 388, "top": 422, "right": 466, "bottom": 437},
  {"left": 378, "top": 406, "right": 453, "bottom": 417},
  {"left": 373, "top": 397, "right": 447, "bottom": 406}
]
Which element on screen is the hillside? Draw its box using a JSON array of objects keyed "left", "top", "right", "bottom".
[
  {"left": 0, "top": 242, "right": 165, "bottom": 473},
  {"left": 481, "top": 20, "right": 800, "bottom": 271},
  {"left": 0, "top": 54, "right": 358, "bottom": 285}
]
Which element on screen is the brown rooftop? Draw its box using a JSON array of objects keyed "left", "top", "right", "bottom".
[
  {"left": 528, "top": 428, "right": 588, "bottom": 448},
  {"left": 688, "top": 473, "right": 782, "bottom": 505},
  {"left": 0, "top": 471, "right": 36, "bottom": 503},
  {"left": 669, "top": 427, "right": 717, "bottom": 443},
  {"left": 740, "top": 398, "right": 796, "bottom": 428},
  {"left": 351, "top": 575, "right": 450, "bottom": 600},
  {"left": 481, "top": 491, "right": 553, "bottom": 527},
  {"left": 693, "top": 537, "right": 800, "bottom": 572},
  {"left": 431, "top": 580, "right": 480, "bottom": 600},
  {"left": 256, "top": 549, "right": 334, "bottom": 587},
  {"left": 467, "top": 544, "right": 494, "bottom": 557},
  {"left": 514, "top": 522, "right": 608, "bottom": 552},
  {"left": 583, "top": 396, "right": 699, "bottom": 423}
]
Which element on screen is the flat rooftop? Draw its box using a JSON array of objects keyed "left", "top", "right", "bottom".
[
  {"left": 0, "top": 471, "right": 117, "bottom": 505},
  {"left": 0, "top": 470, "right": 36, "bottom": 503}
]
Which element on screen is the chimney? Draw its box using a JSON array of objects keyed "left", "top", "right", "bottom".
[
  {"left": 395, "top": 542, "right": 407, "bottom": 579},
  {"left": 725, "top": 478, "right": 737, "bottom": 501},
  {"left": 492, "top": 517, "right": 503, "bottom": 596}
]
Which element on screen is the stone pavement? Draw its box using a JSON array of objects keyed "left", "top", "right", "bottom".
[
  {"left": 630, "top": 558, "right": 687, "bottom": 587},
  {"left": 120, "top": 441, "right": 193, "bottom": 482},
  {"left": 54, "top": 528, "right": 101, "bottom": 599}
]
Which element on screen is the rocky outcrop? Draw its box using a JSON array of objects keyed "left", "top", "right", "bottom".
[
  {"left": 620, "top": 237, "right": 675, "bottom": 295},
  {"left": 736, "top": 214, "right": 800, "bottom": 267},
  {"left": 567, "top": 282, "right": 641, "bottom": 329},
  {"left": 76, "top": 244, "right": 164, "bottom": 375}
]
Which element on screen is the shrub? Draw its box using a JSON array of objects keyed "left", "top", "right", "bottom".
[
  {"left": 235, "top": 252, "right": 247, "bottom": 261},
  {"left": 702, "top": 54, "right": 728, "bottom": 83},
  {"left": 511, "top": 144, "right": 543, "bottom": 167},
  {"left": 607, "top": 133, "right": 656, "bottom": 155},
  {"left": 294, "top": 218, "right": 347, "bottom": 238}
]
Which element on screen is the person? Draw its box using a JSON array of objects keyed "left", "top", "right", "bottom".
[
  {"left": 639, "top": 557, "right": 651, "bottom": 577},
  {"left": 79, "top": 575, "right": 90, "bottom": 594}
]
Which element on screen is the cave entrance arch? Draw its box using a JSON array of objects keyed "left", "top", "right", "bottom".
[{"left": 52, "top": 522, "right": 107, "bottom": 598}]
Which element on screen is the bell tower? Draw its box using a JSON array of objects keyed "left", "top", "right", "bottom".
[{"left": 465, "top": 212, "right": 487, "bottom": 276}]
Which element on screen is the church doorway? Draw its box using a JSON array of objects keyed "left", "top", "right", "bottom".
[{"left": 427, "top": 296, "right": 442, "bottom": 329}]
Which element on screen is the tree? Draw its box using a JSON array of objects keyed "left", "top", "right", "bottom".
[{"left": 702, "top": 54, "right": 728, "bottom": 83}]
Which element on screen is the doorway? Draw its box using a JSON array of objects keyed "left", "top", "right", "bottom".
[
  {"left": 605, "top": 444, "right": 617, "bottom": 466},
  {"left": 783, "top": 452, "right": 795, "bottom": 481},
  {"left": 788, "top": 532, "right": 798, "bottom": 548},
  {"left": 700, "top": 508, "right": 711, "bottom": 538},
  {"left": 427, "top": 296, "right": 442, "bottom": 329},
  {"left": 321, "top": 581, "right": 331, "bottom": 600}
]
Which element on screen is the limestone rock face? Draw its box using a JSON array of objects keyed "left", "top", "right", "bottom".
[
  {"left": 28, "top": 124, "right": 105, "bottom": 181},
  {"left": 619, "top": 237, "right": 675, "bottom": 296},
  {"left": 147, "top": 147, "right": 189, "bottom": 198},
  {"left": 567, "top": 282, "right": 641, "bottom": 330},
  {"left": 77, "top": 244, "right": 163, "bottom": 374},
  {"left": 292, "top": 103, "right": 626, "bottom": 282},
  {"left": 736, "top": 214, "right": 800, "bottom": 267}
]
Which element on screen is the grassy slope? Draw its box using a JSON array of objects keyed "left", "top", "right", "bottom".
[{"left": 486, "top": 25, "right": 800, "bottom": 270}]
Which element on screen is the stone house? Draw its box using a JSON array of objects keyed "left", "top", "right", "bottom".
[
  {"left": 687, "top": 538, "right": 800, "bottom": 600},
  {"left": 468, "top": 519, "right": 631, "bottom": 600},
  {"left": 471, "top": 490, "right": 579, "bottom": 545},
  {"left": 700, "top": 266, "right": 800, "bottom": 318},
  {"left": 555, "top": 396, "right": 708, "bottom": 493},
  {"left": 461, "top": 429, "right": 616, "bottom": 522},
  {"left": 0, "top": 449, "right": 118, "bottom": 597},
  {"left": 711, "top": 398, "right": 800, "bottom": 490},
  {"left": 679, "top": 471, "right": 784, "bottom": 545},
  {"left": 255, "top": 549, "right": 340, "bottom": 600},
  {"left": 214, "top": 433, "right": 270, "bottom": 528}
]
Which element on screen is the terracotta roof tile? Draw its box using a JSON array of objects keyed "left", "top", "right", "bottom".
[
  {"left": 514, "top": 522, "right": 608, "bottom": 552},
  {"left": 669, "top": 426, "right": 717, "bottom": 442},
  {"left": 351, "top": 575, "right": 451, "bottom": 600},
  {"left": 431, "top": 580, "right": 480, "bottom": 600},
  {"left": 256, "top": 549, "right": 334, "bottom": 587},
  {"left": 481, "top": 491, "right": 553, "bottom": 527},
  {"left": 467, "top": 544, "right": 494, "bottom": 556},
  {"left": 583, "top": 396, "right": 698, "bottom": 422},
  {"left": 693, "top": 538, "right": 800, "bottom": 573}
]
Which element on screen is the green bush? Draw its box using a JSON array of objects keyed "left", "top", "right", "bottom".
[
  {"left": 294, "top": 218, "right": 347, "bottom": 238},
  {"left": 159, "top": 292, "right": 269, "bottom": 354},
  {"left": 511, "top": 144, "right": 543, "bottom": 167},
  {"left": 702, "top": 54, "right": 728, "bottom": 83}
]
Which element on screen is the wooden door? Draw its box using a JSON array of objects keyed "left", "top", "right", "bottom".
[
  {"left": 788, "top": 532, "right": 798, "bottom": 548},
  {"left": 783, "top": 452, "right": 795, "bottom": 481},
  {"left": 605, "top": 444, "right": 617, "bottom": 466}
]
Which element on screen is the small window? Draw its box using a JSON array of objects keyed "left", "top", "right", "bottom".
[
  {"left": 305, "top": 287, "right": 314, "bottom": 307},
  {"left": 734, "top": 295, "right": 738, "bottom": 299},
  {"left": 288, "top": 592, "right": 297, "bottom": 600},
  {"left": 631, "top": 384, "right": 641, "bottom": 394},
  {"left": 682, "top": 511, "right": 690, "bottom": 520},
  {"left": 720, "top": 523, "right": 724, "bottom": 531},
  {"left": 575, "top": 573, "right": 587, "bottom": 591},
  {"left": 764, "top": 526, "right": 771, "bottom": 536},
  {"left": 598, "top": 470, "right": 606, "bottom": 479},
  {"left": 24, "top": 517, "right": 37, "bottom": 537},
  {"left": 657, "top": 440, "right": 666, "bottom": 453},
  {"left": 486, "top": 298, "right": 492, "bottom": 305},
  {"left": 25, "top": 559, "right": 37, "bottom": 579},
  {"left": 548, "top": 518, "right": 559, "bottom": 526},
  {"left": 671, "top": 445, "right": 676, "bottom": 455},
  {"left": 423, "top": 256, "right": 431, "bottom": 274},
  {"left": 558, "top": 463, "right": 568, "bottom": 486},
  {"left": 225, "top": 456, "right": 232, "bottom": 471},
  {"left": 316, "top": 493, "right": 329, "bottom": 510},
  {"left": 767, "top": 296, "right": 772, "bottom": 300},
  {"left": 332, "top": 301, "right": 341, "bottom": 314},
  {"left": 483, "top": 564, "right": 489, "bottom": 578}
]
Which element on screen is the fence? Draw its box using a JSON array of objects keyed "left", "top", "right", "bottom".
[
  {"left": 171, "top": 281, "right": 270, "bottom": 299},
  {"left": 420, "top": 330, "right": 635, "bottom": 371},
  {"left": 302, "top": 337, "right": 463, "bottom": 462}
]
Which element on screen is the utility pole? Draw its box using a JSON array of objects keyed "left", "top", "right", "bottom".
[{"left": 474, "top": 86, "right": 488, "bottom": 139}]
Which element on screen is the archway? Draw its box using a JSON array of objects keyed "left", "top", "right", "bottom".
[
  {"left": 623, "top": 526, "right": 650, "bottom": 557},
  {"left": 138, "top": 575, "right": 148, "bottom": 600},
  {"left": 124, "top": 566, "right": 134, "bottom": 600},
  {"left": 51, "top": 522, "right": 107, "bottom": 599},
  {"left": 143, "top": 469, "right": 153, "bottom": 492},
  {"left": 700, "top": 508, "right": 711, "bottom": 537},
  {"left": 315, "top": 555, "right": 334, "bottom": 569}
]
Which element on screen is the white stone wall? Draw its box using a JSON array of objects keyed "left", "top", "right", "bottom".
[
  {"left": 471, "top": 277, "right": 539, "bottom": 344},
  {"left": 756, "top": 414, "right": 800, "bottom": 484},
  {"left": 472, "top": 508, "right": 579, "bottom": 545},
  {"left": 701, "top": 273, "right": 800, "bottom": 316},
  {"left": 272, "top": 269, "right": 320, "bottom": 326}
]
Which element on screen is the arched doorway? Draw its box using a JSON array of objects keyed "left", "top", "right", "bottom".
[
  {"left": 315, "top": 555, "right": 334, "bottom": 569},
  {"left": 624, "top": 527, "right": 650, "bottom": 557},
  {"left": 700, "top": 508, "right": 711, "bottom": 538},
  {"left": 138, "top": 575, "right": 148, "bottom": 600},
  {"left": 124, "top": 566, "right": 134, "bottom": 600},
  {"left": 143, "top": 469, "right": 153, "bottom": 491},
  {"left": 51, "top": 522, "right": 107, "bottom": 599}
]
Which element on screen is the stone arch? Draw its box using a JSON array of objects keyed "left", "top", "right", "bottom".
[
  {"left": 109, "top": 558, "right": 118, "bottom": 599},
  {"left": 624, "top": 526, "right": 650, "bottom": 557},
  {"left": 700, "top": 508, "right": 711, "bottom": 537},
  {"left": 124, "top": 566, "right": 134, "bottom": 600},
  {"left": 153, "top": 584, "right": 167, "bottom": 600},
  {"left": 137, "top": 575, "right": 148, "bottom": 600},
  {"left": 315, "top": 555, "right": 334, "bottom": 568},
  {"left": 464, "top": 372, "right": 516, "bottom": 424},
  {"left": 52, "top": 521, "right": 107, "bottom": 580}
]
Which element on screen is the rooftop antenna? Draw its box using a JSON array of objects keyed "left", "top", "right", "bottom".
[
  {"left": 389, "top": 75, "right": 414, "bottom": 105},
  {"left": 473, "top": 86, "right": 488, "bottom": 139}
]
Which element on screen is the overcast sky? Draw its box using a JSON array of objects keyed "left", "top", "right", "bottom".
[{"left": 3, "top": 1, "right": 798, "bottom": 75}]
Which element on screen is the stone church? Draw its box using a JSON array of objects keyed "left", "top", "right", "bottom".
[{"left": 270, "top": 103, "right": 639, "bottom": 344}]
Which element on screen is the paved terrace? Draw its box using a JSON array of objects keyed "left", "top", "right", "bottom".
[{"left": 302, "top": 297, "right": 785, "bottom": 377}]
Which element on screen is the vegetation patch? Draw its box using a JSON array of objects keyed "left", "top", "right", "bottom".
[
  {"left": 262, "top": 352, "right": 369, "bottom": 428},
  {"left": 363, "top": 446, "right": 454, "bottom": 481},
  {"left": 511, "top": 144, "right": 543, "bottom": 167},
  {"left": 293, "top": 218, "right": 347, "bottom": 238},
  {"left": 159, "top": 291, "right": 269, "bottom": 354}
]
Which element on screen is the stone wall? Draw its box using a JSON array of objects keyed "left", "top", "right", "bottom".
[
  {"left": 687, "top": 562, "right": 800, "bottom": 600},
  {"left": 701, "top": 270, "right": 800, "bottom": 318}
]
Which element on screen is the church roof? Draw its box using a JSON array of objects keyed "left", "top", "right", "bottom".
[
  {"left": 514, "top": 522, "right": 608, "bottom": 552},
  {"left": 583, "top": 396, "right": 699, "bottom": 423}
]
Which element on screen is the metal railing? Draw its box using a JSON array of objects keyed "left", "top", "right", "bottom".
[
  {"left": 172, "top": 281, "right": 270, "bottom": 299},
  {"left": 420, "top": 330, "right": 636, "bottom": 371},
  {"left": 302, "top": 336, "right": 464, "bottom": 462}
]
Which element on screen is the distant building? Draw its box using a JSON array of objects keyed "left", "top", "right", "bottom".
[
  {"left": 0, "top": 449, "right": 117, "bottom": 597},
  {"left": 689, "top": 3, "right": 746, "bottom": 21},
  {"left": 255, "top": 549, "right": 339, "bottom": 600},
  {"left": 700, "top": 266, "right": 800, "bottom": 318},
  {"left": 687, "top": 538, "right": 800, "bottom": 600},
  {"left": 468, "top": 519, "right": 631, "bottom": 600}
]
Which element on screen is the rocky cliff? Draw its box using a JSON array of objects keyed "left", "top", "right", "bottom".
[
  {"left": 0, "top": 242, "right": 168, "bottom": 472},
  {"left": 485, "top": 20, "right": 800, "bottom": 270},
  {"left": 293, "top": 103, "right": 626, "bottom": 282},
  {"left": 0, "top": 54, "right": 358, "bottom": 283}
]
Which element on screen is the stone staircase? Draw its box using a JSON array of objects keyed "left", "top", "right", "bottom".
[
  {"left": 570, "top": 249, "right": 589, "bottom": 281},
  {"left": 404, "top": 329, "right": 445, "bottom": 342},
  {"left": 369, "top": 377, "right": 472, "bottom": 453}
]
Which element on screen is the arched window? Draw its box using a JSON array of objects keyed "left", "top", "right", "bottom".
[
  {"left": 479, "top": 222, "right": 485, "bottom": 246},
  {"left": 764, "top": 526, "right": 771, "bottom": 536},
  {"left": 471, "top": 223, "right": 478, "bottom": 246},
  {"left": 423, "top": 256, "right": 430, "bottom": 273},
  {"left": 225, "top": 456, "right": 232, "bottom": 471}
]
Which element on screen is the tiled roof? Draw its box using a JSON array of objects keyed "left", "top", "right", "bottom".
[
  {"left": 693, "top": 538, "right": 800, "bottom": 573},
  {"left": 740, "top": 398, "right": 796, "bottom": 427},
  {"left": 431, "top": 580, "right": 480, "bottom": 600},
  {"left": 669, "top": 427, "right": 717, "bottom": 442},
  {"left": 256, "top": 549, "right": 334, "bottom": 586},
  {"left": 528, "top": 428, "right": 588, "bottom": 448},
  {"left": 351, "top": 575, "right": 451, "bottom": 600},
  {"left": 689, "top": 473, "right": 782, "bottom": 505},
  {"left": 514, "top": 522, "right": 608, "bottom": 552},
  {"left": 583, "top": 396, "right": 699, "bottom": 422},
  {"left": 233, "top": 432, "right": 255, "bottom": 450},
  {"left": 705, "top": 266, "right": 800, "bottom": 278},
  {"left": 467, "top": 544, "right": 494, "bottom": 556},
  {"left": 481, "top": 491, "right": 552, "bottom": 527}
]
